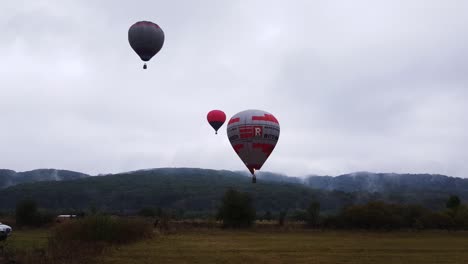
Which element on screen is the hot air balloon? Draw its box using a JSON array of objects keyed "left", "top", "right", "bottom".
[
  {"left": 128, "top": 21, "right": 165, "bottom": 69},
  {"left": 207, "top": 110, "right": 226, "bottom": 134},
  {"left": 227, "top": 109, "right": 280, "bottom": 183}
]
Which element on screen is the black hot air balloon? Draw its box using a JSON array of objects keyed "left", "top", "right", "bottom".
[{"left": 128, "top": 21, "right": 165, "bottom": 69}]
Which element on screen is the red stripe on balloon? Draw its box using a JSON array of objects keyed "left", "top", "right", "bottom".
[
  {"left": 252, "top": 114, "right": 279, "bottom": 124},
  {"left": 228, "top": 118, "right": 240, "bottom": 125},
  {"left": 239, "top": 127, "right": 253, "bottom": 133},
  {"left": 239, "top": 126, "right": 254, "bottom": 139},
  {"left": 253, "top": 143, "right": 275, "bottom": 156}
]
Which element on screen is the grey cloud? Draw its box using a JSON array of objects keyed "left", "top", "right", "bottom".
[{"left": 0, "top": 0, "right": 467, "bottom": 177}]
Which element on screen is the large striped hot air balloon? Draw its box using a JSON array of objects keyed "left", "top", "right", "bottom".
[
  {"left": 128, "top": 21, "right": 165, "bottom": 69},
  {"left": 227, "top": 109, "right": 280, "bottom": 183}
]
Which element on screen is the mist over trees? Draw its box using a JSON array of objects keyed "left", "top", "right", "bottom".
[{"left": 0, "top": 168, "right": 467, "bottom": 225}]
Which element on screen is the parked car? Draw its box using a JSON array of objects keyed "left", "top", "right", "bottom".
[{"left": 0, "top": 222, "right": 12, "bottom": 241}]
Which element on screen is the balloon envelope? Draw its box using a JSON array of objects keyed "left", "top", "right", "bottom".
[
  {"left": 128, "top": 21, "right": 165, "bottom": 63},
  {"left": 227, "top": 109, "right": 280, "bottom": 176},
  {"left": 207, "top": 110, "right": 226, "bottom": 134}
]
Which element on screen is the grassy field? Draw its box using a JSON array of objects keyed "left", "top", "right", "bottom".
[
  {"left": 0, "top": 229, "right": 49, "bottom": 263},
  {"left": 2, "top": 229, "right": 49, "bottom": 251},
  {"left": 98, "top": 230, "right": 468, "bottom": 264},
  {"left": 3, "top": 229, "right": 468, "bottom": 264}
]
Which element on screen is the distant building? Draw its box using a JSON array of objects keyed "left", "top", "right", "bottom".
[{"left": 55, "top": 215, "right": 77, "bottom": 223}]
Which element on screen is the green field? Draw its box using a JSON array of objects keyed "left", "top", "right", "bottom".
[
  {"left": 3, "top": 229, "right": 468, "bottom": 264},
  {"left": 98, "top": 230, "right": 468, "bottom": 264},
  {"left": 2, "top": 229, "right": 48, "bottom": 251}
]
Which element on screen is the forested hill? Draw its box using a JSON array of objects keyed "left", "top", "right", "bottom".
[
  {"left": 0, "top": 168, "right": 343, "bottom": 214},
  {"left": 304, "top": 172, "right": 468, "bottom": 194},
  {"left": 0, "top": 168, "right": 466, "bottom": 214},
  {"left": 0, "top": 169, "right": 89, "bottom": 189}
]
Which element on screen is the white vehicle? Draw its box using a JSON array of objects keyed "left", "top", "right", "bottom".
[{"left": 0, "top": 222, "right": 12, "bottom": 241}]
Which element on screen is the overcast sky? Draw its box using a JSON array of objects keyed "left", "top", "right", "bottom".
[{"left": 1, "top": 0, "right": 467, "bottom": 177}]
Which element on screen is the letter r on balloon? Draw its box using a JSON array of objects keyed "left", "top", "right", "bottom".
[{"left": 254, "top": 126, "right": 263, "bottom": 137}]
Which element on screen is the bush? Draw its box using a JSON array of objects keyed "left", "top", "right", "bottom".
[
  {"left": 453, "top": 205, "right": 468, "bottom": 229},
  {"left": 3, "top": 215, "right": 153, "bottom": 264},
  {"left": 139, "top": 207, "right": 157, "bottom": 217},
  {"left": 15, "top": 199, "right": 38, "bottom": 227},
  {"left": 50, "top": 215, "right": 153, "bottom": 244},
  {"left": 420, "top": 211, "right": 454, "bottom": 229},
  {"left": 290, "top": 210, "right": 307, "bottom": 222},
  {"left": 261, "top": 211, "right": 273, "bottom": 221},
  {"left": 446, "top": 195, "right": 461, "bottom": 210},
  {"left": 217, "top": 189, "right": 255, "bottom": 228},
  {"left": 317, "top": 201, "right": 468, "bottom": 230},
  {"left": 15, "top": 200, "right": 53, "bottom": 227},
  {"left": 278, "top": 211, "right": 287, "bottom": 226},
  {"left": 338, "top": 202, "right": 433, "bottom": 230},
  {"left": 306, "top": 201, "right": 320, "bottom": 228}
]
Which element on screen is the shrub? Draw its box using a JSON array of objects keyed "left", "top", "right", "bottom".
[
  {"left": 3, "top": 215, "right": 153, "bottom": 264},
  {"left": 138, "top": 207, "right": 157, "bottom": 217},
  {"left": 453, "top": 205, "right": 468, "bottom": 229},
  {"left": 446, "top": 195, "right": 461, "bottom": 210},
  {"left": 278, "top": 211, "right": 287, "bottom": 226},
  {"left": 15, "top": 199, "right": 38, "bottom": 227},
  {"left": 262, "top": 211, "right": 273, "bottom": 221},
  {"left": 341, "top": 202, "right": 407, "bottom": 229},
  {"left": 306, "top": 201, "right": 320, "bottom": 228},
  {"left": 15, "top": 200, "right": 53, "bottom": 227},
  {"left": 217, "top": 189, "right": 255, "bottom": 228},
  {"left": 290, "top": 210, "right": 307, "bottom": 222},
  {"left": 50, "top": 215, "right": 153, "bottom": 244}
]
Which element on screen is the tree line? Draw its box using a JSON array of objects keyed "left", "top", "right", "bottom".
[
  {"left": 5, "top": 189, "right": 468, "bottom": 231},
  {"left": 1, "top": 169, "right": 461, "bottom": 215},
  {"left": 217, "top": 190, "right": 468, "bottom": 230}
]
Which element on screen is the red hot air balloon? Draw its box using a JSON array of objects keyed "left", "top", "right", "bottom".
[
  {"left": 207, "top": 110, "right": 226, "bottom": 134},
  {"left": 128, "top": 21, "right": 165, "bottom": 69},
  {"left": 226, "top": 109, "right": 280, "bottom": 183}
]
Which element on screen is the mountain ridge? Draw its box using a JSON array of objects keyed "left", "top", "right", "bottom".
[
  {"left": 1, "top": 167, "right": 466, "bottom": 190},
  {"left": 0, "top": 169, "right": 89, "bottom": 189},
  {"left": 0, "top": 168, "right": 466, "bottom": 214}
]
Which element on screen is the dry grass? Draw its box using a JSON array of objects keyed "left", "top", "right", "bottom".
[
  {"left": 4, "top": 227, "right": 468, "bottom": 264},
  {"left": 0, "top": 229, "right": 49, "bottom": 263},
  {"left": 99, "top": 230, "right": 468, "bottom": 264},
  {"left": 2, "top": 229, "right": 48, "bottom": 251},
  {"left": 1, "top": 216, "right": 154, "bottom": 264}
]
